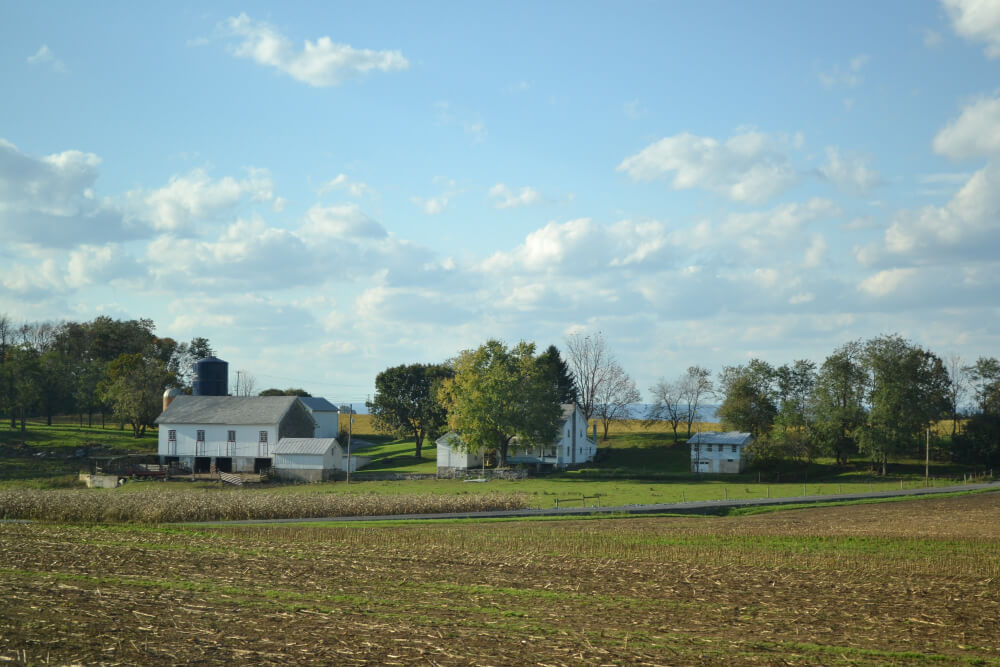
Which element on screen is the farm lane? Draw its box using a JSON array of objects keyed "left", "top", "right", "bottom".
[{"left": 187, "top": 481, "right": 1000, "bottom": 524}]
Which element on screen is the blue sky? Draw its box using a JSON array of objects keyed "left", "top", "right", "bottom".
[{"left": 2, "top": 0, "right": 999, "bottom": 402}]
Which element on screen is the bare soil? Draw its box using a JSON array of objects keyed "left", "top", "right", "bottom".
[{"left": 1, "top": 492, "right": 998, "bottom": 664}]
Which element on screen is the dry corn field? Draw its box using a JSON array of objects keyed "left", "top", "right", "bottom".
[
  {"left": 0, "top": 488, "right": 530, "bottom": 523},
  {"left": 1, "top": 492, "right": 999, "bottom": 665}
]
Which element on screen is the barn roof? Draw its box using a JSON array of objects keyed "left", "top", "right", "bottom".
[
  {"left": 687, "top": 431, "right": 754, "bottom": 446},
  {"left": 298, "top": 397, "right": 339, "bottom": 412},
  {"left": 155, "top": 396, "right": 304, "bottom": 425},
  {"left": 274, "top": 438, "right": 339, "bottom": 456}
]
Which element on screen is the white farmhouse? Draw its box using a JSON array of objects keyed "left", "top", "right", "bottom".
[
  {"left": 688, "top": 431, "right": 754, "bottom": 474},
  {"left": 156, "top": 395, "right": 317, "bottom": 474},
  {"left": 298, "top": 397, "right": 341, "bottom": 438},
  {"left": 437, "top": 404, "right": 598, "bottom": 475}
]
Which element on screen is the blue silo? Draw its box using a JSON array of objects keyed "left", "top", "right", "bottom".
[{"left": 192, "top": 357, "right": 229, "bottom": 396}]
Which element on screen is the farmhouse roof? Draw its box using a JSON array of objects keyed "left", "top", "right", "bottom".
[
  {"left": 298, "top": 397, "right": 339, "bottom": 412},
  {"left": 274, "top": 437, "right": 339, "bottom": 456},
  {"left": 687, "top": 431, "right": 754, "bottom": 446},
  {"left": 155, "top": 396, "right": 303, "bottom": 425}
]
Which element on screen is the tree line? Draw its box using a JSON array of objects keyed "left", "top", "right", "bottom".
[
  {"left": 648, "top": 334, "right": 1000, "bottom": 473},
  {"left": 0, "top": 314, "right": 214, "bottom": 436}
]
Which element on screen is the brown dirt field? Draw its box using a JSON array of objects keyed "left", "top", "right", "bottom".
[{"left": 1, "top": 492, "right": 999, "bottom": 665}]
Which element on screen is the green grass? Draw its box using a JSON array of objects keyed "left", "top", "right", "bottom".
[{"left": 352, "top": 438, "right": 437, "bottom": 474}]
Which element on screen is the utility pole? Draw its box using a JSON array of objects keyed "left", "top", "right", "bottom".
[{"left": 341, "top": 404, "right": 353, "bottom": 484}]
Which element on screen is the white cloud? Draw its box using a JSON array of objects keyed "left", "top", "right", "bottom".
[
  {"left": 943, "top": 0, "right": 1000, "bottom": 58},
  {"left": 488, "top": 183, "right": 542, "bottom": 209},
  {"left": 0, "top": 138, "right": 138, "bottom": 247},
  {"left": 67, "top": 243, "right": 143, "bottom": 288},
  {"left": 617, "top": 129, "right": 798, "bottom": 204},
  {"left": 318, "top": 173, "right": 373, "bottom": 198},
  {"left": 224, "top": 13, "right": 408, "bottom": 87},
  {"left": 818, "top": 147, "right": 883, "bottom": 194},
  {"left": 818, "top": 54, "right": 868, "bottom": 89},
  {"left": 933, "top": 95, "right": 1000, "bottom": 159},
  {"left": 885, "top": 162, "right": 1000, "bottom": 258},
  {"left": 923, "top": 28, "right": 943, "bottom": 47},
  {"left": 300, "top": 203, "right": 387, "bottom": 238},
  {"left": 136, "top": 167, "right": 276, "bottom": 232},
  {"left": 26, "top": 44, "right": 67, "bottom": 73},
  {"left": 858, "top": 268, "right": 917, "bottom": 296},
  {"left": 804, "top": 234, "right": 828, "bottom": 269}
]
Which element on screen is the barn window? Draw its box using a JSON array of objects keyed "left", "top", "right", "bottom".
[
  {"left": 196, "top": 430, "right": 205, "bottom": 442},
  {"left": 228, "top": 430, "right": 236, "bottom": 442},
  {"left": 168, "top": 430, "right": 176, "bottom": 441},
  {"left": 259, "top": 431, "right": 268, "bottom": 443},
  {"left": 731, "top": 445, "right": 738, "bottom": 453},
  {"left": 706, "top": 444, "right": 712, "bottom": 452}
]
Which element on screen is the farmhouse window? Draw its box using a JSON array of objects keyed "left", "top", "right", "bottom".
[
  {"left": 196, "top": 430, "right": 205, "bottom": 442},
  {"left": 731, "top": 445, "right": 738, "bottom": 453},
  {"left": 706, "top": 445, "right": 712, "bottom": 452},
  {"left": 228, "top": 430, "right": 236, "bottom": 442},
  {"left": 168, "top": 430, "right": 176, "bottom": 441}
]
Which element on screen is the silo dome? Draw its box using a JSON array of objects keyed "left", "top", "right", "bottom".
[{"left": 162, "top": 387, "right": 183, "bottom": 411}]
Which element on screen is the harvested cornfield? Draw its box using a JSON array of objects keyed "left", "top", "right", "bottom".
[
  {"left": 0, "top": 487, "right": 530, "bottom": 523},
  {"left": 1, "top": 492, "right": 999, "bottom": 664}
]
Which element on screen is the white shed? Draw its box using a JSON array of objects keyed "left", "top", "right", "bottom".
[
  {"left": 272, "top": 437, "right": 371, "bottom": 482},
  {"left": 688, "top": 431, "right": 753, "bottom": 474},
  {"left": 436, "top": 432, "right": 484, "bottom": 473}
]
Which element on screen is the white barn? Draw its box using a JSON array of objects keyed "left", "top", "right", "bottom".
[
  {"left": 298, "top": 397, "right": 340, "bottom": 438},
  {"left": 156, "top": 395, "right": 317, "bottom": 474},
  {"left": 437, "top": 404, "right": 598, "bottom": 474},
  {"left": 689, "top": 431, "right": 754, "bottom": 474}
]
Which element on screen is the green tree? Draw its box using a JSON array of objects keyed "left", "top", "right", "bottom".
[
  {"left": 369, "top": 363, "right": 453, "bottom": 458},
  {"left": 858, "top": 335, "right": 950, "bottom": 475},
  {"left": 717, "top": 359, "right": 777, "bottom": 438},
  {"left": 537, "top": 345, "right": 579, "bottom": 404},
  {"left": 259, "top": 387, "right": 311, "bottom": 397},
  {"left": 437, "top": 340, "right": 562, "bottom": 468},
  {"left": 809, "top": 341, "right": 867, "bottom": 465},
  {"left": 98, "top": 353, "right": 175, "bottom": 437},
  {"left": 953, "top": 356, "right": 1000, "bottom": 467},
  {"left": 7, "top": 346, "right": 42, "bottom": 432}
]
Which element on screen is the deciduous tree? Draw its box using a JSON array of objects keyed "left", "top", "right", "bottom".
[
  {"left": 98, "top": 353, "right": 175, "bottom": 437},
  {"left": 437, "top": 340, "right": 561, "bottom": 467},
  {"left": 369, "top": 363, "right": 453, "bottom": 458}
]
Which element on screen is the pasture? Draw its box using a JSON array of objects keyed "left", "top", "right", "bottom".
[{"left": 1, "top": 492, "right": 998, "bottom": 664}]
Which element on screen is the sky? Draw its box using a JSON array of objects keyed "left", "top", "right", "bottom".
[{"left": 2, "top": 0, "right": 999, "bottom": 404}]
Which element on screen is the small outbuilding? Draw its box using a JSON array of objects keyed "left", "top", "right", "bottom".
[
  {"left": 436, "top": 432, "right": 485, "bottom": 474},
  {"left": 688, "top": 431, "right": 754, "bottom": 474},
  {"left": 272, "top": 437, "right": 370, "bottom": 482}
]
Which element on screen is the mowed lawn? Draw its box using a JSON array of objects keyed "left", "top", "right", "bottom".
[{"left": 1, "top": 493, "right": 998, "bottom": 664}]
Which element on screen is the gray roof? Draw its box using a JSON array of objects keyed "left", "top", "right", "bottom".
[
  {"left": 155, "top": 396, "right": 305, "bottom": 426},
  {"left": 298, "top": 397, "right": 339, "bottom": 412},
  {"left": 688, "top": 431, "right": 754, "bottom": 446},
  {"left": 274, "top": 438, "right": 339, "bottom": 456}
]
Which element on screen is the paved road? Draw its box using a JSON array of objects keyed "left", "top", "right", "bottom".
[{"left": 197, "top": 481, "right": 1000, "bottom": 525}]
